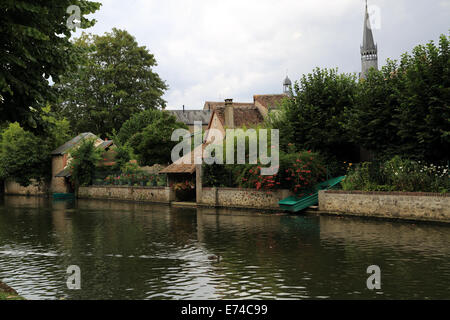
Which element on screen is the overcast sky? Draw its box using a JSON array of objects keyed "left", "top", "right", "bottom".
[{"left": 76, "top": 0, "right": 450, "bottom": 110}]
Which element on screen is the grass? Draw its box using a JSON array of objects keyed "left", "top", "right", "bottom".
[{"left": 0, "top": 281, "right": 25, "bottom": 300}]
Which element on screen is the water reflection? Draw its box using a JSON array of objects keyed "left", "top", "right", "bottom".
[{"left": 0, "top": 196, "right": 449, "bottom": 300}]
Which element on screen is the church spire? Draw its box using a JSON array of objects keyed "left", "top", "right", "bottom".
[
  {"left": 360, "top": 0, "right": 378, "bottom": 79},
  {"left": 362, "top": 0, "right": 376, "bottom": 52}
]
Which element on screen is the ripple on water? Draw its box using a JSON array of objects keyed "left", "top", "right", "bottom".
[{"left": 0, "top": 198, "right": 450, "bottom": 300}]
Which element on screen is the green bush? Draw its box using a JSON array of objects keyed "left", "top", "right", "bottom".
[
  {"left": 342, "top": 156, "right": 450, "bottom": 193},
  {"left": 69, "top": 139, "right": 104, "bottom": 188},
  {"left": 203, "top": 149, "right": 327, "bottom": 196}
]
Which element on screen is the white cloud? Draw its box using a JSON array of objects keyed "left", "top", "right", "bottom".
[{"left": 76, "top": 0, "right": 449, "bottom": 109}]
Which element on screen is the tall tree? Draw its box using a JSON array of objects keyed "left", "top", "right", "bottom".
[
  {"left": 269, "top": 68, "right": 359, "bottom": 162},
  {"left": 395, "top": 34, "right": 450, "bottom": 161},
  {"left": 118, "top": 109, "right": 188, "bottom": 166},
  {"left": 0, "top": 106, "right": 71, "bottom": 186},
  {"left": 344, "top": 61, "right": 402, "bottom": 158},
  {"left": 55, "top": 28, "right": 168, "bottom": 137},
  {"left": 0, "top": 0, "right": 101, "bottom": 130},
  {"left": 347, "top": 33, "right": 450, "bottom": 161}
]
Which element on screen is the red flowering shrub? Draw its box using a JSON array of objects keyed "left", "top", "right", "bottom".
[
  {"left": 282, "top": 151, "right": 327, "bottom": 195},
  {"left": 237, "top": 150, "right": 326, "bottom": 196}
]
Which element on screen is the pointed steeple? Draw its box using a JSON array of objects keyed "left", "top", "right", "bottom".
[
  {"left": 360, "top": 0, "right": 378, "bottom": 80},
  {"left": 362, "top": 0, "right": 376, "bottom": 52}
]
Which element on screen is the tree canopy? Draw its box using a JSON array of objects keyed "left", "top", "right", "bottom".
[
  {"left": 268, "top": 68, "right": 359, "bottom": 162},
  {"left": 118, "top": 109, "right": 188, "bottom": 166},
  {"left": 347, "top": 33, "right": 450, "bottom": 161},
  {"left": 0, "top": 106, "right": 71, "bottom": 185},
  {"left": 55, "top": 28, "right": 168, "bottom": 137},
  {"left": 0, "top": 0, "right": 101, "bottom": 130}
]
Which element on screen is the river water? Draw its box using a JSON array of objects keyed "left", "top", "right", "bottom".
[{"left": 0, "top": 196, "right": 449, "bottom": 300}]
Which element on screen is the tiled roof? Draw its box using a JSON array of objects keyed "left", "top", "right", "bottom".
[
  {"left": 253, "top": 94, "right": 286, "bottom": 110},
  {"left": 51, "top": 133, "right": 98, "bottom": 155},
  {"left": 55, "top": 167, "right": 71, "bottom": 178},
  {"left": 160, "top": 163, "right": 196, "bottom": 174},
  {"left": 160, "top": 144, "right": 206, "bottom": 174},
  {"left": 98, "top": 140, "right": 114, "bottom": 149},
  {"left": 168, "top": 110, "right": 212, "bottom": 126},
  {"left": 214, "top": 106, "right": 265, "bottom": 128},
  {"left": 52, "top": 133, "right": 114, "bottom": 156},
  {"left": 203, "top": 101, "right": 254, "bottom": 111}
]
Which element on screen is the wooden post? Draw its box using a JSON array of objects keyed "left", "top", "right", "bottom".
[{"left": 196, "top": 164, "right": 203, "bottom": 204}]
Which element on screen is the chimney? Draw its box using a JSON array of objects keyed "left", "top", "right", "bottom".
[
  {"left": 183, "top": 105, "right": 185, "bottom": 113},
  {"left": 224, "top": 98, "right": 234, "bottom": 129}
]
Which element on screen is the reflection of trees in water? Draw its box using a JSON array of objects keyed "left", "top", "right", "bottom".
[
  {"left": 0, "top": 197, "right": 203, "bottom": 299},
  {"left": 69, "top": 200, "right": 200, "bottom": 299},
  {"left": 195, "top": 209, "right": 322, "bottom": 298},
  {"left": 1, "top": 197, "right": 449, "bottom": 299},
  {"left": 318, "top": 216, "right": 450, "bottom": 299}
]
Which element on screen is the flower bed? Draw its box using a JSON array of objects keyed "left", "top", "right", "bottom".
[{"left": 342, "top": 156, "right": 450, "bottom": 193}]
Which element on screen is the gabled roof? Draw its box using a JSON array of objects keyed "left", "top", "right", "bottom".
[
  {"left": 160, "top": 144, "right": 206, "bottom": 174},
  {"left": 52, "top": 133, "right": 114, "bottom": 156},
  {"left": 213, "top": 106, "right": 265, "bottom": 128},
  {"left": 203, "top": 101, "right": 254, "bottom": 111},
  {"left": 253, "top": 94, "right": 286, "bottom": 110},
  {"left": 168, "top": 110, "right": 212, "bottom": 126},
  {"left": 98, "top": 140, "right": 114, "bottom": 150},
  {"left": 55, "top": 167, "right": 71, "bottom": 178},
  {"left": 51, "top": 133, "right": 98, "bottom": 155}
]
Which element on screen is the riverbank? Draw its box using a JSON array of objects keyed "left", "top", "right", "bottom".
[
  {"left": 0, "top": 281, "right": 24, "bottom": 300},
  {"left": 1, "top": 196, "right": 450, "bottom": 299},
  {"left": 319, "top": 190, "right": 450, "bottom": 224},
  {"left": 5, "top": 186, "right": 450, "bottom": 224}
]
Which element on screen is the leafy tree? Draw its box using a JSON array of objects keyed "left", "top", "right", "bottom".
[
  {"left": 55, "top": 28, "right": 168, "bottom": 137},
  {"left": 41, "top": 105, "right": 73, "bottom": 148},
  {"left": 116, "top": 109, "right": 166, "bottom": 145},
  {"left": 0, "top": 0, "right": 101, "bottom": 130},
  {"left": 347, "top": 33, "right": 450, "bottom": 161},
  {"left": 69, "top": 138, "right": 103, "bottom": 188},
  {"left": 0, "top": 123, "right": 48, "bottom": 186},
  {"left": 127, "top": 111, "right": 188, "bottom": 166},
  {"left": 394, "top": 34, "right": 450, "bottom": 161},
  {"left": 109, "top": 132, "right": 136, "bottom": 171},
  {"left": 0, "top": 107, "right": 72, "bottom": 186},
  {"left": 269, "top": 68, "right": 359, "bottom": 162},
  {"left": 344, "top": 62, "right": 402, "bottom": 158}
]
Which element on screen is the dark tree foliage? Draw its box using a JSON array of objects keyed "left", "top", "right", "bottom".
[
  {"left": 117, "top": 109, "right": 166, "bottom": 145},
  {"left": 344, "top": 62, "right": 403, "bottom": 158},
  {"left": 0, "top": 0, "right": 101, "bottom": 131},
  {"left": 0, "top": 109, "right": 71, "bottom": 186},
  {"left": 69, "top": 138, "right": 103, "bottom": 188},
  {"left": 128, "top": 112, "right": 188, "bottom": 166},
  {"left": 348, "top": 34, "right": 450, "bottom": 161},
  {"left": 117, "top": 109, "right": 188, "bottom": 166},
  {"left": 55, "top": 29, "right": 168, "bottom": 137},
  {"left": 269, "top": 68, "right": 359, "bottom": 162}
]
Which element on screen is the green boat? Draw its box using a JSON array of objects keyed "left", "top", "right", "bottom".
[
  {"left": 279, "top": 176, "right": 346, "bottom": 213},
  {"left": 52, "top": 193, "right": 75, "bottom": 200}
]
